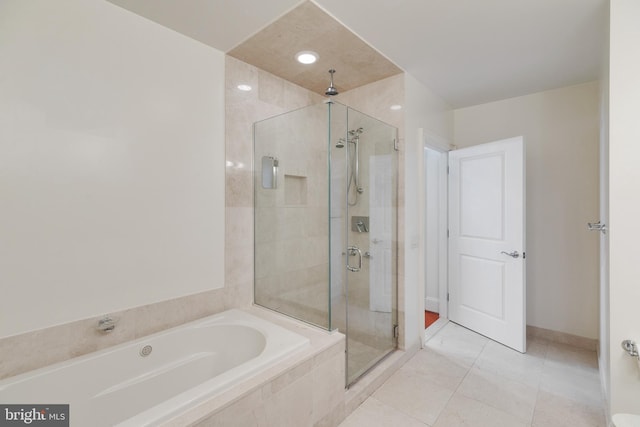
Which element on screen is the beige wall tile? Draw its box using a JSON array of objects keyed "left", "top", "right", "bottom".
[
  {"left": 68, "top": 309, "right": 136, "bottom": 357},
  {"left": 0, "top": 288, "right": 226, "bottom": 379},
  {"left": 312, "top": 353, "right": 346, "bottom": 424},
  {"left": 264, "top": 373, "right": 314, "bottom": 427},
  {"left": 0, "top": 327, "right": 71, "bottom": 381},
  {"left": 195, "top": 388, "right": 266, "bottom": 427}
]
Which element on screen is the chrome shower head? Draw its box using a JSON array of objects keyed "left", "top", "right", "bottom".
[
  {"left": 336, "top": 137, "right": 345, "bottom": 148},
  {"left": 325, "top": 69, "right": 339, "bottom": 96}
]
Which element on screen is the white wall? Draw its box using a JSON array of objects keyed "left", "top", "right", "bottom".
[
  {"left": 454, "top": 82, "right": 600, "bottom": 339},
  {"left": 608, "top": 0, "right": 640, "bottom": 415},
  {"left": 0, "top": 0, "right": 225, "bottom": 338},
  {"left": 404, "top": 73, "right": 453, "bottom": 347}
]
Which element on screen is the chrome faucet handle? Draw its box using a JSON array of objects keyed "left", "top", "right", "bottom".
[{"left": 97, "top": 316, "right": 117, "bottom": 333}]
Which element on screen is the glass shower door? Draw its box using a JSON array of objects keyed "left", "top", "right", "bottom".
[
  {"left": 254, "top": 101, "right": 398, "bottom": 387},
  {"left": 341, "top": 107, "right": 398, "bottom": 385}
]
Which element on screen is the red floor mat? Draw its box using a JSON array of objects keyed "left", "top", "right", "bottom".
[{"left": 425, "top": 310, "right": 439, "bottom": 329}]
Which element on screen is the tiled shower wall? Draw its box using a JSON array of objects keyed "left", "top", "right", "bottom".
[
  {"left": 253, "top": 104, "right": 331, "bottom": 327},
  {"left": 225, "top": 57, "right": 325, "bottom": 311}
]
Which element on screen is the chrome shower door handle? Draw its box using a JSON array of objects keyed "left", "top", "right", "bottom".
[
  {"left": 347, "top": 246, "right": 362, "bottom": 272},
  {"left": 501, "top": 250, "right": 520, "bottom": 258}
]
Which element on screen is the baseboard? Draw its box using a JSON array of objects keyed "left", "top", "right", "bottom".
[
  {"left": 527, "top": 325, "right": 598, "bottom": 351},
  {"left": 424, "top": 318, "right": 448, "bottom": 345},
  {"left": 424, "top": 297, "right": 439, "bottom": 312}
]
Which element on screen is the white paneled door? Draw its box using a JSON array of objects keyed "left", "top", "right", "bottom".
[{"left": 448, "top": 137, "right": 526, "bottom": 352}]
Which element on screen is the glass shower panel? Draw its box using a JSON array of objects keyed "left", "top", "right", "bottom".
[
  {"left": 254, "top": 101, "right": 398, "bottom": 386},
  {"left": 342, "top": 107, "right": 398, "bottom": 385},
  {"left": 254, "top": 103, "right": 331, "bottom": 329}
]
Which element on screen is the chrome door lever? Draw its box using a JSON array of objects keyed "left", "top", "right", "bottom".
[
  {"left": 622, "top": 340, "right": 639, "bottom": 357},
  {"left": 587, "top": 221, "right": 607, "bottom": 234},
  {"left": 622, "top": 340, "right": 638, "bottom": 357},
  {"left": 501, "top": 250, "right": 520, "bottom": 258}
]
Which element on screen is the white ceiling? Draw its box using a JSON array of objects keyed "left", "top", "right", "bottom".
[
  {"left": 107, "top": 0, "right": 304, "bottom": 52},
  {"left": 108, "top": 0, "right": 608, "bottom": 109}
]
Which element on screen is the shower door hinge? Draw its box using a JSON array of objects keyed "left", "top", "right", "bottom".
[
  {"left": 393, "top": 138, "right": 399, "bottom": 151},
  {"left": 447, "top": 165, "right": 450, "bottom": 174},
  {"left": 447, "top": 293, "right": 450, "bottom": 302},
  {"left": 447, "top": 229, "right": 450, "bottom": 238},
  {"left": 393, "top": 324, "right": 399, "bottom": 338}
]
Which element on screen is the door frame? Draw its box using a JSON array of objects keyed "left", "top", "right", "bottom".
[{"left": 418, "top": 129, "right": 451, "bottom": 338}]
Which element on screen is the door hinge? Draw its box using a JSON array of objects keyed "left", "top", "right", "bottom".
[
  {"left": 447, "top": 229, "right": 450, "bottom": 238},
  {"left": 393, "top": 324, "right": 399, "bottom": 338},
  {"left": 447, "top": 165, "right": 450, "bottom": 174},
  {"left": 393, "top": 138, "right": 399, "bottom": 151},
  {"left": 523, "top": 252, "right": 526, "bottom": 259},
  {"left": 447, "top": 293, "right": 450, "bottom": 302}
]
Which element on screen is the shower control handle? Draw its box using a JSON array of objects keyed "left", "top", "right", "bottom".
[{"left": 347, "top": 246, "right": 362, "bottom": 272}]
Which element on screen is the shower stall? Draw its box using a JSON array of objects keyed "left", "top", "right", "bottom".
[{"left": 254, "top": 100, "right": 398, "bottom": 386}]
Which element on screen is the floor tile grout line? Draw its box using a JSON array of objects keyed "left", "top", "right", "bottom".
[
  {"left": 530, "top": 382, "right": 543, "bottom": 427},
  {"left": 368, "top": 395, "right": 432, "bottom": 427},
  {"left": 452, "top": 374, "right": 539, "bottom": 426},
  {"left": 430, "top": 368, "right": 471, "bottom": 426},
  {"left": 340, "top": 326, "right": 603, "bottom": 427},
  {"left": 430, "top": 340, "right": 479, "bottom": 427},
  {"left": 444, "top": 334, "right": 544, "bottom": 426}
]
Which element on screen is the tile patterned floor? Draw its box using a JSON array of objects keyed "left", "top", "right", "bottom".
[{"left": 339, "top": 322, "right": 606, "bottom": 427}]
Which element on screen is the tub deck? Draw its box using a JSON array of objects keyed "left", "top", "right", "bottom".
[{"left": 0, "top": 308, "right": 337, "bottom": 427}]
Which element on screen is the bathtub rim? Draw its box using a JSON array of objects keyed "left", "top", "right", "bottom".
[
  {"left": 157, "top": 305, "right": 346, "bottom": 426},
  {"left": 115, "top": 308, "right": 312, "bottom": 426},
  {"left": 0, "top": 308, "right": 305, "bottom": 391}
]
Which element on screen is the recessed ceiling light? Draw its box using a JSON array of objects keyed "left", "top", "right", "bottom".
[
  {"left": 296, "top": 51, "right": 319, "bottom": 65},
  {"left": 237, "top": 84, "right": 252, "bottom": 91},
  {"left": 390, "top": 104, "right": 402, "bottom": 111}
]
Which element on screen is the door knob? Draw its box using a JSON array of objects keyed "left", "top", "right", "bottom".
[{"left": 501, "top": 250, "right": 520, "bottom": 258}]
